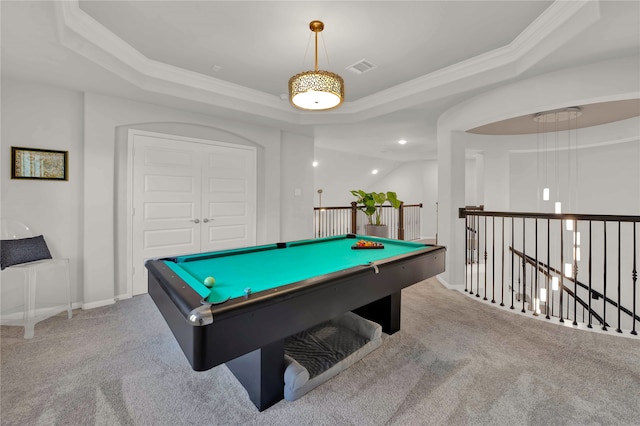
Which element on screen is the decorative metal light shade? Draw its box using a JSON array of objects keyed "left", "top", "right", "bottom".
[{"left": 289, "top": 21, "right": 344, "bottom": 111}]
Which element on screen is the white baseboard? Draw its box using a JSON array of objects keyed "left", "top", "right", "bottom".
[
  {"left": 81, "top": 298, "right": 116, "bottom": 310},
  {"left": 0, "top": 302, "right": 80, "bottom": 324},
  {"left": 115, "top": 291, "right": 133, "bottom": 302},
  {"left": 436, "top": 274, "right": 464, "bottom": 291}
]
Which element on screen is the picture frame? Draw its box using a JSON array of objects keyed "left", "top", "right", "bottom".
[{"left": 11, "top": 147, "right": 68, "bottom": 181}]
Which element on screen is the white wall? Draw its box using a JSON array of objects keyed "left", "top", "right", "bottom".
[
  {"left": 312, "top": 147, "right": 401, "bottom": 207},
  {"left": 312, "top": 147, "right": 441, "bottom": 239},
  {"left": 280, "top": 132, "right": 315, "bottom": 241},
  {"left": 1, "top": 80, "right": 84, "bottom": 306},
  {"left": 457, "top": 116, "right": 640, "bottom": 216},
  {"left": 369, "top": 160, "right": 438, "bottom": 239},
  {"left": 2, "top": 78, "right": 314, "bottom": 310},
  {"left": 437, "top": 56, "right": 640, "bottom": 288}
]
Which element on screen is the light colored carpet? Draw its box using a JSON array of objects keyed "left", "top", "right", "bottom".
[{"left": 2, "top": 278, "right": 639, "bottom": 425}]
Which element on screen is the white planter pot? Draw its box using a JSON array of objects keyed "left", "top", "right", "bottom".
[{"left": 364, "top": 224, "right": 389, "bottom": 238}]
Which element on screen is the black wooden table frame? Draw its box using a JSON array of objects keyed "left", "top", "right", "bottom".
[{"left": 147, "top": 245, "right": 446, "bottom": 411}]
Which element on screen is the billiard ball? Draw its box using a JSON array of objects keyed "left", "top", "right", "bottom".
[{"left": 203, "top": 276, "right": 216, "bottom": 288}]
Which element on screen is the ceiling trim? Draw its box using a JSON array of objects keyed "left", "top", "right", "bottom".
[
  {"left": 343, "top": 0, "right": 598, "bottom": 111},
  {"left": 54, "top": 1, "right": 295, "bottom": 122},
  {"left": 53, "top": 1, "right": 600, "bottom": 126}
]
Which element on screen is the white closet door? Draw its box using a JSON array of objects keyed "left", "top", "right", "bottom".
[
  {"left": 201, "top": 144, "right": 256, "bottom": 251},
  {"left": 130, "top": 131, "right": 257, "bottom": 296},
  {"left": 132, "top": 134, "right": 202, "bottom": 295}
]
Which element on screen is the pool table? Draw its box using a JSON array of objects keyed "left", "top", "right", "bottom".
[{"left": 146, "top": 234, "right": 445, "bottom": 410}]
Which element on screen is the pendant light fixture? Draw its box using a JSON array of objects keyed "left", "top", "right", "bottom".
[
  {"left": 289, "top": 20, "right": 344, "bottom": 111},
  {"left": 533, "top": 107, "right": 581, "bottom": 213}
]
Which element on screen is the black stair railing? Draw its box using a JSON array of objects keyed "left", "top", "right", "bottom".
[
  {"left": 459, "top": 209, "right": 639, "bottom": 336},
  {"left": 511, "top": 247, "right": 610, "bottom": 328}
]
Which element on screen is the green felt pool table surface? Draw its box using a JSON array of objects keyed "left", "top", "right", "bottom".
[{"left": 164, "top": 234, "right": 430, "bottom": 303}]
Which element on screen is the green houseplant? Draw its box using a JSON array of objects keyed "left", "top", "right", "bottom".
[{"left": 350, "top": 190, "right": 402, "bottom": 237}]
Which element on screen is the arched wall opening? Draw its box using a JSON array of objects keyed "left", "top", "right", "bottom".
[{"left": 437, "top": 56, "right": 640, "bottom": 288}]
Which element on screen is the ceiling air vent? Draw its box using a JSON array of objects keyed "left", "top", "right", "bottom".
[{"left": 346, "top": 59, "right": 377, "bottom": 75}]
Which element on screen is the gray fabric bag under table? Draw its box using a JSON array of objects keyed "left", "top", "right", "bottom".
[{"left": 283, "top": 312, "right": 382, "bottom": 401}]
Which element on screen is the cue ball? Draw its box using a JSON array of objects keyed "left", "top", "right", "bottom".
[{"left": 203, "top": 276, "right": 216, "bottom": 287}]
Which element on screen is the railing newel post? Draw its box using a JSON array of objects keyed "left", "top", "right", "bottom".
[
  {"left": 350, "top": 202, "right": 358, "bottom": 235},
  {"left": 398, "top": 202, "right": 405, "bottom": 241}
]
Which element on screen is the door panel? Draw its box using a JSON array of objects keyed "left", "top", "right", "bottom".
[
  {"left": 143, "top": 228, "right": 196, "bottom": 249},
  {"left": 132, "top": 135, "right": 202, "bottom": 295},
  {"left": 131, "top": 132, "right": 257, "bottom": 295},
  {"left": 201, "top": 144, "right": 256, "bottom": 252},
  {"left": 144, "top": 174, "right": 194, "bottom": 193},
  {"left": 207, "top": 224, "right": 248, "bottom": 243}
]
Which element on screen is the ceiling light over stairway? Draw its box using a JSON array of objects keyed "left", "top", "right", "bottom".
[
  {"left": 534, "top": 107, "right": 581, "bottom": 212},
  {"left": 289, "top": 21, "right": 344, "bottom": 111}
]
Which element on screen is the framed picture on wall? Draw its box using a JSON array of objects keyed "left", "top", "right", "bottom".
[{"left": 11, "top": 147, "right": 68, "bottom": 181}]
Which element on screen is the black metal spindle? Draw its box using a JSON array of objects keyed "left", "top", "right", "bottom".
[
  {"left": 501, "top": 217, "right": 505, "bottom": 307},
  {"left": 522, "top": 217, "right": 526, "bottom": 313},
  {"left": 531, "top": 218, "right": 540, "bottom": 316},
  {"left": 457, "top": 208, "right": 640, "bottom": 330},
  {"left": 484, "top": 216, "right": 488, "bottom": 300},
  {"left": 587, "top": 221, "right": 593, "bottom": 328},
  {"left": 470, "top": 215, "right": 475, "bottom": 296},
  {"left": 632, "top": 222, "right": 637, "bottom": 335},
  {"left": 559, "top": 219, "right": 564, "bottom": 323},
  {"left": 465, "top": 214, "right": 469, "bottom": 292},
  {"left": 617, "top": 221, "right": 622, "bottom": 333},
  {"left": 573, "top": 219, "right": 578, "bottom": 326},
  {"left": 492, "top": 216, "right": 496, "bottom": 303},
  {"left": 477, "top": 215, "right": 481, "bottom": 298},
  {"left": 603, "top": 221, "right": 608, "bottom": 331},
  {"left": 511, "top": 217, "right": 515, "bottom": 310},
  {"left": 546, "top": 218, "right": 551, "bottom": 319}
]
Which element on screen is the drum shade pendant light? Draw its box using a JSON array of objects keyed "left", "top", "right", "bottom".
[{"left": 289, "top": 20, "right": 344, "bottom": 111}]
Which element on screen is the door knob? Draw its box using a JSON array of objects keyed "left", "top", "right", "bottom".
[
  {"left": 190, "top": 219, "right": 200, "bottom": 224},
  {"left": 203, "top": 218, "right": 214, "bottom": 223}
]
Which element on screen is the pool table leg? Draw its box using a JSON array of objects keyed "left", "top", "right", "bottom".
[
  {"left": 353, "top": 291, "right": 401, "bottom": 334},
  {"left": 225, "top": 339, "right": 285, "bottom": 411}
]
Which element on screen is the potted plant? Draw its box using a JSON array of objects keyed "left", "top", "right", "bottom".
[{"left": 350, "top": 190, "right": 402, "bottom": 237}]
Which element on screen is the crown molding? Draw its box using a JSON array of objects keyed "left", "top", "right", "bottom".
[
  {"left": 53, "top": 1, "right": 296, "bottom": 123},
  {"left": 53, "top": 1, "right": 600, "bottom": 126},
  {"left": 311, "top": 0, "right": 599, "bottom": 123}
]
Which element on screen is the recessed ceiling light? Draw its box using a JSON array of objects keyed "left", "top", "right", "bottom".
[
  {"left": 372, "top": 169, "right": 378, "bottom": 175},
  {"left": 312, "top": 161, "right": 318, "bottom": 167},
  {"left": 398, "top": 139, "right": 407, "bottom": 145}
]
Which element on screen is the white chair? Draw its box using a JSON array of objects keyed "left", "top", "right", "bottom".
[{"left": 0, "top": 219, "right": 72, "bottom": 338}]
